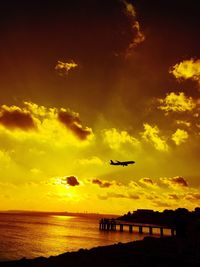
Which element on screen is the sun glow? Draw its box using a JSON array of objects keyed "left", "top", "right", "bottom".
[{"left": 0, "top": 0, "right": 199, "bottom": 215}]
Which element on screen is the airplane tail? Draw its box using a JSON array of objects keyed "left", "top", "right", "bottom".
[{"left": 110, "top": 160, "right": 114, "bottom": 164}]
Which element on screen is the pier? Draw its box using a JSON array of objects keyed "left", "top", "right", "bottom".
[{"left": 99, "top": 219, "right": 176, "bottom": 237}]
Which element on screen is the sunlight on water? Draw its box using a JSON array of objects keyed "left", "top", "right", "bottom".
[
  {"left": 0, "top": 213, "right": 169, "bottom": 261},
  {"left": 51, "top": 215, "right": 76, "bottom": 220}
]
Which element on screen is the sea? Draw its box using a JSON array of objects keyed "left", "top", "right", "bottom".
[{"left": 0, "top": 212, "right": 166, "bottom": 261}]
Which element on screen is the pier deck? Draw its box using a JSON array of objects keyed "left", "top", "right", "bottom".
[{"left": 99, "top": 219, "right": 176, "bottom": 237}]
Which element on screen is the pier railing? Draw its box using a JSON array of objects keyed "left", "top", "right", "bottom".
[{"left": 99, "top": 218, "right": 176, "bottom": 237}]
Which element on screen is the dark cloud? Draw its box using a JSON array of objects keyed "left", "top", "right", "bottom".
[
  {"left": 69, "top": 124, "right": 92, "bottom": 140},
  {"left": 92, "top": 178, "right": 112, "bottom": 188},
  {"left": 161, "top": 176, "right": 188, "bottom": 187},
  {"left": 145, "top": 194, "right": 159, "bottom": 200},
  {"left": 125, "top": 21, "right": 145, "bottom": 56},
  {"left": 66, "top": 176, "right": 79, "bottom": 186},
  {"left": 98, "top": 193, "right": 126, "bottom": 200},
  {"left": 108, "top": 192, "right": 127, "bottom": 198},
  {"left": 128, "top": 194, "right": 140, "bottom": 200},
  {"left": 98, "top": 192, "right": 139, "bottom": 200},
  {"left": 170, "top": 177, "right": 188, "bottom": 187},
  {"left": 58, "top": 110, "right": 92, "bottom": 140},
  {"left": 58, "top": 110, "right": 81, "bottom": 125},
  {"left": 0, "top": 106, "right": 36, "bottom": 130}
]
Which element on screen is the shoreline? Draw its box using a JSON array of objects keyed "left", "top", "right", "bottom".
[{"left": 1, "top": 236, "right": 200, "bottom": 267}]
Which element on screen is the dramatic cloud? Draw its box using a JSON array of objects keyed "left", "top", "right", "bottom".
[
  {"left": 171, "top": 129, "right": 189, "bottom": 145},
  {"left": 66, "top": 176, "right": 79, "bottom": 186},
  {"left": 161, "top": 176, "right": 188, "bottom": 187},
  {"left": 1, "top": 1, "right": 200, "bottom": 214},
  {"left": 0, "top": 102, "right": 94, "bottom": 151},
  {"left": 58, "top": 110, "right": 92, "bottom": 140},
  {"left": 92, "top": 178, "right": 112, "bottom": 188},
  {"left": 103, "top": 128, "right": 140, "bottom": 150},
  {"left": 0, "top": 105, "right": 36, "bottom": 130},
  {"left": 55, "top": 60, "right": 78, "bottom": 76},
  {"left": 169, "top": 58, "right": 200, "bottom": 83},
  {"left": 142, "top": 123, "right": 168, "bottom": 151},
  {"left": 158, "top": 92, "right": 196, "bottom": 113}
]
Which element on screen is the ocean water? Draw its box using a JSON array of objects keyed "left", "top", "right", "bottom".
[{"left": 0, "top": 213, "right": 167, "bottom": 261}]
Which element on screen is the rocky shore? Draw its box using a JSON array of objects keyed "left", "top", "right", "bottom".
[{"left": 1, "top": 236, "right": 200, "bottom": 267}]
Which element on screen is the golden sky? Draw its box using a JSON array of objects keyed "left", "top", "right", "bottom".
[{"left": 0, "top": 0, "right": 200, "bottom": 214}]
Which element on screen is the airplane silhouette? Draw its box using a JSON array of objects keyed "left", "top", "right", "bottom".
[{"left": 110, "top": 160, "right": 135, "bottom": 167}]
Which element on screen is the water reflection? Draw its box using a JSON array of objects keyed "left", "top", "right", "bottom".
[{"left": 0, "top": 213, "right": 163, "bottom": 261}]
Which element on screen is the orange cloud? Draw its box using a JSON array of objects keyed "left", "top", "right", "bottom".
[
  {"left": 122, "top": 1, "right": 145, "bottom": 56},
  {"left": 0, "top": 105, "right": 36, "bottom": 130},
  {"left": 161, "top": 176, "right": 188, "bottom": 187},
  {"left": 123, "top": 0, "right": 136, "bottom": 18},
  {"left": 142, "top": 123, "right": 169, "bottom": 151},
  {"left": 140, "top": 177, "right": 154, "bottom": 185},
  {"left": 98, "top": 192, "right": 140, "bottom": 200},
  {"left": 185, "top": 193, "right": 200, "bottom": 201},
  {"left": 126, "top": 21, "right": 145, "bottom": 56},
  {"left": 169, "top": 58, "right": 200, "bottom": 83},
  {"left": 152, "top": 199, "right": 172, "bottom": 208},
  {"left": 158, "top": 92, "right": 196, "bottom": 113},
  {"left": 168, "top": 194, "right": 179, "bottom": 200},
  {"left": 103, "top": 128, "right": 140, "bottom": 150},
  {"left": 139, "top": 177, "right": 157, "bottom": 188},
  {"left": 55, "top": 60, "right": 78, "bottom": 76},
  {"left": 58, "top": 110, "right": 92, "bottom": 140},
  {"left": 129, "top": 21, "right": 145, "bottom": 48},
  {"left": 92, "top": 178, "right": 112, "bottom": 188},
  {"left": 171, "top": 129, "right": 189, "bottom": 145},
  {"left": 176, "top": 120, "right": 191, "bottom": 127}
]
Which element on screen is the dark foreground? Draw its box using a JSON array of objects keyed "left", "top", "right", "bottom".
[{"left": 1, "top": 236, "right": 200, "bottom": 267}]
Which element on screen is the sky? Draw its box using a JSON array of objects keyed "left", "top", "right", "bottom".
[{"left": 0, "top": 0, "right": 200, "bottom": 214}]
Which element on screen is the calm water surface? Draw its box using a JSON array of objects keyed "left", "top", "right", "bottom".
[{"left": 0, "top": 213, "right": 165, "bottom": 261}]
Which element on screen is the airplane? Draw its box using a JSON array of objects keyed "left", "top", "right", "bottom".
[{"left": 110, "top": 160, "right": 135, "bottom": 167}]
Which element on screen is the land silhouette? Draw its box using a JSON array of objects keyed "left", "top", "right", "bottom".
[
  {"left": 118, "top": 207, "right": 200, "bottom": 237},
  {"left": 1, "top": 208, "right": 200, "bottom": 267}
]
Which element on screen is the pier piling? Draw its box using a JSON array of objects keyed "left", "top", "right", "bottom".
[
  {"left": 99, "top": 218, "right": 176, "bottom": 237},
  {"left": 149, "top": 226, "right": 153, "bottom": 235}
]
